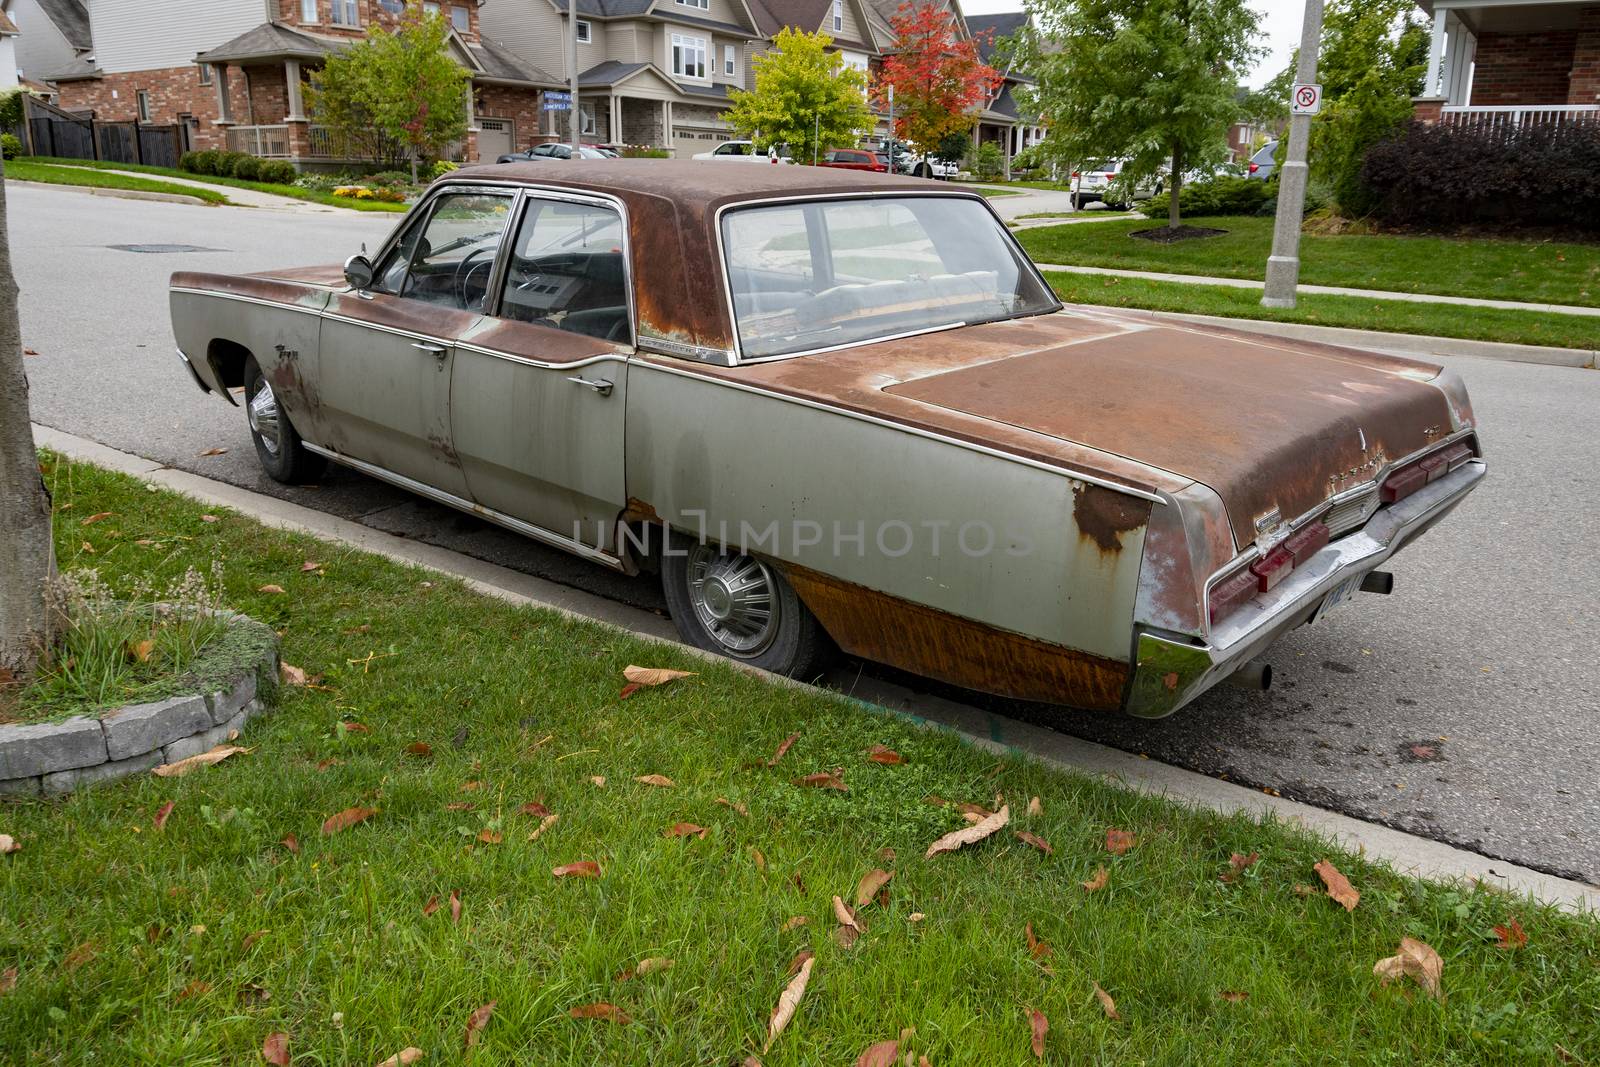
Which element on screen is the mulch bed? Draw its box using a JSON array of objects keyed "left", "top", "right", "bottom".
[{"left": 1129, "top": 225, "right": 1229, "bottom": 243}]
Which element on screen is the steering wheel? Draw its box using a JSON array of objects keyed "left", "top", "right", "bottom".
[{"left": 454, "top": 247, "right": 495, "bottom": 311}]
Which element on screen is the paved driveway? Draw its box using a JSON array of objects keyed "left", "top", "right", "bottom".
[{"left": 10, "top": 184, "right": 1599, "bottom": 883}]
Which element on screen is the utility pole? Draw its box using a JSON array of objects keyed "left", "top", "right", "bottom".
[
  {"left": 886, "top": 85, "right": 895, "bottom": 172},
  {"left": 568, "top": 0, "right": 581, "bottom": 152},
  {"left": 1261, "top": 0, "right": 1324, "bottom": 309}
]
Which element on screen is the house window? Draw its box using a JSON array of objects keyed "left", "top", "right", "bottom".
[
  {"left": 579, "top": 101, "right": 597, "bottom": 135},
  {"left": 300, "top": 0, "right": 317, "bottom": 23},
  {"left": 723, "top": 43, "right": 735, "bottom": 76},
  {"left": 576, "top": 19, "right": 592, "bottom": 43},
  {"left": 672, "top": 33, "right": 707, "bottom": 79},
  {"left": 136, "top": 90, "right": 151, "bottom": 122},
  {"left": 377, "top": 0, "right": 403, "bottom": 11},
  {"left": 675, "top": 0, "right": 710, "bottom": 9},
  {"left": 330, "top": 0, "right": 359, "bottom": 26},
  {"left": 833, "top": 0, "right": 843, "bottom": 31},
  {"left": 451, "top": 5, "right": 469, "bottom": 31},
  {"left": 423, "top": 2, "right": 440, "bottom": 15},
  {"left": 197, "top": 64, "right": 212, "bottom": 85}
]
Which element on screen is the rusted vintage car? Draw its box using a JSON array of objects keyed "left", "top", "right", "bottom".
[{"left": 169, "top": 162, "right": 1484, "bottom": 717}]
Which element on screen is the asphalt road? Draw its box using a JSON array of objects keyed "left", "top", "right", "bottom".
[{"left": 10, "top": 183, "right": 1600, "bottom": 883}]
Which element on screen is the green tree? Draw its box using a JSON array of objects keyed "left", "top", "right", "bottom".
[
  {"left": 308, "top": 7, "right": 470, "bottom": 182},
  {"left": 725, "top": 29, "right": 872, "bottom": 163},
  {"left": 1014, "top": 0, "right": 1262, "bottom": 229}
]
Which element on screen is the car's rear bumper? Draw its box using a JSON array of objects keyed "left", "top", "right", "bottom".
[{"left": 1124, "top": 458, "right": 1487, "bottom": 718}]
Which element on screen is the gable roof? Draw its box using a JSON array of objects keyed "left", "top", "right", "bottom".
[
  {"left": 744, "top": 0, "right": 876, "bottom": 50},
  {"left": 470, "top": 37, "right": 560, "bottom": 85},
  {"left": 195, "top": 22, "right": 341, "bottom": 65},
  {"left": 35, "top": 0, "right": 90, "bottom": 51},
  {"left": 965, "top": 11, "right": 1025, "bottom": 64},
  {"left": 579, "top": 58, "right": 734, "bottom": 102},
  {"left": 0, "top": 11, "right": 17, "bottom": 35}
]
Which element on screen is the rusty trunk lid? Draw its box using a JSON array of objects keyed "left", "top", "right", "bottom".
[{"left": 884, "top": 323, "right": 1455, "bottom": 548}]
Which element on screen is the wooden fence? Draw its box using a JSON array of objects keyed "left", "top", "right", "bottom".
[{"left": 21, "top": 95, "right": 186, "bottom": 168}]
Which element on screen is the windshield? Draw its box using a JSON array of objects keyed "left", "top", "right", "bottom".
[{"left": 722, "top": 196, "right": 1059, "bottom": 359}]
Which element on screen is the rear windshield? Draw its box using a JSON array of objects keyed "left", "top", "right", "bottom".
[{"left": 721, "top": 196, "right": 1059, "bottom": 359}]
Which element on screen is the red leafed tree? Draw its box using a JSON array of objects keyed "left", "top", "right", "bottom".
[{"left": 873, "top": 2, "right": 1001, "bottom": 155}]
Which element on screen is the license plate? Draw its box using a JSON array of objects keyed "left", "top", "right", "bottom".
[{"left": 1313, "top": 574, "right": 1365, "bottom": 623}]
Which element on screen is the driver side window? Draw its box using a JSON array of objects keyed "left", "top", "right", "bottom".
[
  {"left": 372, "top": 191, "right": 516, "bottom": 311},
  {"left": 495, "top": 197, "right": 630, "bottom": 343}
]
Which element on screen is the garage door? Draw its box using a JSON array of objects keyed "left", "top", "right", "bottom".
[
  {"left": 477, "top": 118, "right": 513, "bottom": 162},
  {"left": 672, "top": 126, "right": 726, "bottom": 159}
]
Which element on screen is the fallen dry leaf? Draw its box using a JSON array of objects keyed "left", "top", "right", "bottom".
[
  {"left": 553, "top": 861, "right": 601, "bottom": 878},
  {"left": 459, "top": 780, "right": 484, "bottom": 792},
  {"left": 445, "top": 802, "right": 474, "bottom": 812},
  {"left": 177, "top": 980, "right": 211, "bottom": 1000},
  {"left": 907, "top": 912, "right": 925, "bottom": 923},
  {"left": 635, "top": 774, "right": 675, "bottom": 788},
  {"left": 374, "top": 1049, "right": 425, "bottom": 1067},
  {"left": 1082, "top": 866, "right": 1109, "bottom": 892},
  {"left": 1027, "top": 796, "right": 1042, "bottom": 816},
  {"left": 477, "top": 829, "right": 502, "bottom": 845},
  {"left": 1026, "top": 922, "right": 1052, "bottom": 959},
  {"left": 0, "top": 966, "right": 15, "bottom": 994},
  {"left": 1104, "top": 829, "right": 1136, "bottom": 855},
  {"left": 1373, "top": 937, "right": 1443, "bottom": 999},
  {"left": 153, "top": 801, "right": 176, "bottom": 831},
  {"left": 749, "top": 846, "right": 766, "bottom": 870},
  {"left": 341, "top": 722, "right": 371, "bottom": 734},
  {"left": 200, "top": 514, "right": 220, "bottom": 523},
  {"left": 517, "top": 801, "right": 552, "bottom": 817},
  {"left": 617, "top": 957, "right": 674, "bottom": 981},
  {"left": 152, "top": 744, "right": 250, "bottom": 778},
  {"left": 866, "top": 744, "right": 904, "bottom": 765},
  {"left": 792, "top": 771, "right": 848, "bottom": 792},
  {"left": 765, "top": 952, "right": 814, "bottom": 1052},
  {"left": 404, "top": 742, "right": 432, "bottom": 758},
  {"left": 622, "top": 665, "right": 695, "bottom": 690},
  {"left": 855, "top": 868, "right": 893, "bottom": 908},
  {"left": 1314, "top": 859, "right": 1360, "bottom": 911},
  {"left": 240, "top": 930, "right": 268, "bottom": 954},
  {"left": 716, "top": 797, "right": 750, "bottom": 816},
  {"left": 781, "top": 915, "right": 808, "bottom": 932},
  {"left": 258, "top": 584, "right": 285, "bottom": 595},
  {"left": 1094, "top": 982, "right": 1121, "bottom": 1021},
  {"left": 1292, "top": 883, "right": 1317, "bottom": 897},
  {"left": 786, "top": 950, "right": 814, "bottom": 976},
  {"left": 665, "top": 822, "right": 708, "bottom": 839},
  {"left": 128, "top": 638, "right": 156, "bottom": 663},
  {"left": 0, "top": 834, "right": 18, "bottom": 855},
  {"left": 422, "top": 895, "right": 440, "bottom": 917},
  {"left": 80, "top": 512, "right": 113, "bottom": 526},
  {"left": 569, "top": 1002, "right": 632, "bottom": 1023},
  {"left": 279, "top": 833, "right": 300, "bottom": 855},
  {"left": 767, "top": 732, "right": 800, "bottom": 766},
  {"left": 1029, "top": 1007, "right": 1048, "bottom": 1059},
  {"left": 855, "top": 1040, "right": 900, "bottom": 1067},
  {"left": 527, "top": 814, "right": 559, "bottom": 841},
  {"left": 198, "top": 447, "right": 228, "bottom": 457},
  {"left": 833, "top": 895, "right": 862, "bottom": 933},
  {"left": 955, "top": 801, "right": 994, "bottom": 818},
  {"left": 1493, "top": 917, "right": 1528, "bottom": 950},
  {"left": 262, "top": 1032, "right": 290, "bottom": 1066},
  {"left": 1218, "top": 990, "right": 1248, "bottom": 1002},
  {"left": 320, "top": 807, "right": 377, "bottom": 835},
  {"left": 925, "top": 805, "right": 1009, "bottom": 859},
  {"left": 589, "top": 775, "right": 606, "bottom": 788},
  {"left": 300, "top": 560, "right": 321, "bottom": 572},
  {"left": 280, "top": 663, "right": 313, "bottom": 687},
  {"left": 1015, "top": 830, "right": 1053, "bottom": 855},
  {"left": 1222, "top": 852, "right": 1260, "bottom": 882},
  {"left": 463, "top": 1001, "right": 496, "bottom": 1049},
  {"left": 63, "top": 942, "right": 97, "bottom": 970},
  {"left": 449, "top": 890, "right": 462, "bottom": 924}
]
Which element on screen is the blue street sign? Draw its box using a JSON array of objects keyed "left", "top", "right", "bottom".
[
  {"left": 543, "top": 101, "right": 571, "bottom": 111},
  {"left": 545, "top": 91, "right": 572, "bottom": 102}
]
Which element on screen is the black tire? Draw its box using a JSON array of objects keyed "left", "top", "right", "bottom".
[
  {"left": 660, "top": 531, "right": 827, "bottom": 679},
  {"left": 243, "top": 356, "right": 326, "bottom": 484}
]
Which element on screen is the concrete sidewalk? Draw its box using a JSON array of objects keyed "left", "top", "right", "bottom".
[{"left": 52, "top": 164, "right": 364, "bottom": 214}]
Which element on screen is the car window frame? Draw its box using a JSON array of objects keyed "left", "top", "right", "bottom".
[
  {"left": 367, "top": 185, "right": 520, "bottom": 308},
  {"left": 713, "top": 191, "right": 1062, "bottom": 366}
]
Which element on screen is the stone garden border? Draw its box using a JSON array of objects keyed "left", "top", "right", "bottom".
[{"left": 0, "top": 612, "right": 279, "bottom": 796}]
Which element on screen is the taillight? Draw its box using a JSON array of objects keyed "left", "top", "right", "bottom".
[
  {"left": 1381, "top": 443, "right": 1472, "bottom": 503},
  {"left": 1249, "top": 545, "right": 1294, "bottom": 591},
  {"left": 1211, "top": 519, "right": 1332, "bottom": 625},
  {"left": 1282, "top": 521, "right": 1330, "bottom": 565},
  {"left": 1070, "top": 171, "right": 1080, "bottom": 178},
  {"left": 1104, "top": 172, "right": 1115, "bottom": 179},
  {"left": 1209, "top": 569, "right": 1257, "bottom": 624},
  {"left": 1248, "top": 162, "right": 1259, "bottom": 173}
]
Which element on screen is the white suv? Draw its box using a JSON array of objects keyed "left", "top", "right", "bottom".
[
  {"left": 693, "top": 140, "right": 795, "bottom": 164},
  {"left": 1070, "top": 159, "right": 1162, "bottom": 209}
]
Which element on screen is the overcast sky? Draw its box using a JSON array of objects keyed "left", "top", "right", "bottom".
[{"left": 959, "top": 0, "right": 1310, "bottom": 88}]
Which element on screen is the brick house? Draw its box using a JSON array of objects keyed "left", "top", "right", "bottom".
[
  {"left": 1413, "top": 0, "right": 1600, "bottom": 127},
  {"left": 47, "top": 1, "right": 556, "bottom": 167}
]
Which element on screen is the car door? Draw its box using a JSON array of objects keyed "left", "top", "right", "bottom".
[
  {"left": 449, "top": 190, "right": 632, "bottom": 554},
  {"left": 315, "top": 186, "right": 517, "bottom": 497}
]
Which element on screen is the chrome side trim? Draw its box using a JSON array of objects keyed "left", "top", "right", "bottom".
[
  {"left": 300, "top": 442, "right": 626, "bottom": 571},
  {"left": 169, "top": 286, "right": 324, "bottom": 317},
  {"left": 637, "top": 334, "right": 736, "bottom": 366},
  {"left": 734, "top": 320, "right": 970, "bottom": 365},
  {"left": 319, "top": 311, "right": 454, "bottom": 347},
  {"left": 453, "top": 342, "right": 626, "bottom": 372},
  {"left": 634, "top": 358, "right": 1167, "bottom": 505}
]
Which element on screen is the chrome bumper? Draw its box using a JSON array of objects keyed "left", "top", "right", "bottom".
[
  {"left": 176, "top": 347, "right": 212, "bottom": 396},
  {"left": 1125, "top": 459, "right": 1487, "bottom": 718}
]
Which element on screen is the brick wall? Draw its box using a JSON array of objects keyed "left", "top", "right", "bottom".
[
  {"left": 280, "top": 0, "right": 480, "bottom": 43},
  {"left": 1572, "top": 6, "right": 1600, "bottom": 104},
  {"left": 475, "top": 84, "right": 546, "bottom": 151},
  {"left": 55, "top": 65, "right": 250, "bottom": 149},
  {"left": 1471, "top": 29, "right": 1577, "bottom": 105}
]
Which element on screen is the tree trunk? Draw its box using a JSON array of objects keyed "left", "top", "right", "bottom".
[
  {"left": 409, "top": 150, "right": 418, "bottom": 186},
  {"left": 1169, "top": 142, "right": 1183, "bottom": 231},
  {"left": 0, "top": 155, "right": 57, "bottom": 688}
]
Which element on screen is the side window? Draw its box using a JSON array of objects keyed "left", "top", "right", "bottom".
[
  {"left": 724, "top": 205, "right": 814, "bottom": 322},
  {"left": 371, "top": 191, "right": 515, "bottom": 311},
  {"left": 496, "top": 198, "right": 631, "bottom": 343}
]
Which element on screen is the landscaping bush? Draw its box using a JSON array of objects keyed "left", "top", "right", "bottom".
[
  {"left": 967, "top": 141, "right": 1004, "bottom": 181},
  {"left": 1361, "top": 121, "right": 1600, "bottom": 230},
  {"left": 366, "top": 169, "right": 412, "bottom": 188},
  {"left": 1144, "top": 175, "right": 1271, "bottom": 219},
  {"left": 254, "top": 159, "right": 298, "bottom": 184},
  {"left": 180, "top": 150, "right": 217, "bottom": 175},
  {"left": 208, "top": 151, "right": 249, "bottom": 178},
  {"left": 618, "top": 146, "right": 670, "bottom": 158},
  {"left": 1, "top": 132, "right": 21, "bottom": 160},
  {"left": 429, "top": 159, "right": 460, "bottom": 178},
  {"left": 229, "top": 154, "right": 263, "bottom": 181}
]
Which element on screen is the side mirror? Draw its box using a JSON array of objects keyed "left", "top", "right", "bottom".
[{"left": 343, "top": 254, "right": 375, "bottom": 291}]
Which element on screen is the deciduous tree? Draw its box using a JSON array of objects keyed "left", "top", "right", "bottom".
[
  {"left": 725, "top": 29, "right": 873, "bottom": 163},
  {"left": 874, "top": 2, "right": 1001, "bottom": 161},
  {"left": 1015, "top": 0, "right": 1262, "bottom": 229}
]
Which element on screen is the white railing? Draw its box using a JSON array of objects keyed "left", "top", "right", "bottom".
[
  {"left": 1440, "top": 105, "right": 1600, "bottom": 130},
  {"left": 226, "top": 124, "right": 290, "bottom": 158}
]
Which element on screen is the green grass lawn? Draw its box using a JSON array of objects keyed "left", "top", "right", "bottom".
[
  {"left": 1044, "top": 272, "right": 1600, "bottom": 352},
  {"left": 4, "top": 161, "right": 231, "bottom": 205},
  {"left": 951, "top": 183, "right": 1024, "bottom": 198},
  {"left": 2, "top": 457, "right": 1597, "bottom": 1064},
  {"left": 19, "top": 156, "right": 411, "bottom": 213},
  {"left": 1019, "top": 214, "right": 1600, "bottom": 308}
]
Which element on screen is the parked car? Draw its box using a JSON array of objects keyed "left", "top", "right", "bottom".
[
  {"left": 169, "top": 162, "right": 1484, "bottom": 717},
  {"left": 497, "top": 144, "right": 610, "bottom": 163},
  {"left": 1247, "top": 140, "right": 1279, "bottom": 180},
  {"left": 819, "top": 148, "right": 888, "bottom": 172},
  {"left": 1070, "top": 159, "right": 1162, "bottom": 209},
  {"left": 693, "top": 140, "right": 794, "bottom": 164}
]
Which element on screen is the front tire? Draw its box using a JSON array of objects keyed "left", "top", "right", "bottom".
[
  {"left": 243, "top": 356, "right": 326, "bottom": 484},
  {"left": 661, "top": 533, "right": 826, "bottom": 679}
]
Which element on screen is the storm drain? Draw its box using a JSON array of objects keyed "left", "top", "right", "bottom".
[{"left": 107, "top": 244, "right": 228, "bottom": 254}]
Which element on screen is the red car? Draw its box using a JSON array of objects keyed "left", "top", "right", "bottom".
[{"left": 819, "top": 148, "right": 887, "bottom": 172}]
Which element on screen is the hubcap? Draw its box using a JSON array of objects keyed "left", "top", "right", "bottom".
[
  {"left": 685, "top": 543, "right": 779, "bottom": 657},
  {"left": 247, "top": 378, "right": 281, "bottom": 457}
]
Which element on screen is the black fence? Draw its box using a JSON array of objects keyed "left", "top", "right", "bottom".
[{"left": 21, "top": 95, "right": 186, "bottom": 167}]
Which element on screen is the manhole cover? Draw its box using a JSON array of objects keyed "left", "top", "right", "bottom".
[{"left": 107, "top": 244, "right": 227, "bottom": 254}]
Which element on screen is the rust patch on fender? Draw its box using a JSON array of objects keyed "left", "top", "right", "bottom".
[
  {"left": 1073, "top": 484, "right": 1149, "bottom": 554},
  {"left": 780, "top": 564, "right": 1129, "bottom": 711},
  {"left": 621, "top": 497, "right": 662, "bottom": 523}
]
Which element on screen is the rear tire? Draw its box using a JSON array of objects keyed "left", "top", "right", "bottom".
[
  {"left": 661, "top": 531, "right": 827, "bottom": 680},
  {"left": 243, "top": 356, "right": 326, "bottom": 485}
]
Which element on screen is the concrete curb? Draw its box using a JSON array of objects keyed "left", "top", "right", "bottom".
[
  {"left": 1060, "top": 302, "right": 1598, "bottom": 369},
  {"left": 32, "top": 423, "right": 1600, "bottom": 912},
  {"left": 9, "top": 180, "right": 217, "bottom": 208}
]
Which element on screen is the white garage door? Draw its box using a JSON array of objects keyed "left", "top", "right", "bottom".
[
  {"left": 477, "top": 118, "right": 513, "bottom": 162},
  {"left": 672, "top": 127, "right": 726, "bottom": 159}
]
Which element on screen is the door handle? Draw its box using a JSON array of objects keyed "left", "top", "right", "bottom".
[
  {"left": 567, "top": 375, "right": 614, "bottom": 397},
  {"left": 412, "top": 341, "right": 448, "bottom": 361}
]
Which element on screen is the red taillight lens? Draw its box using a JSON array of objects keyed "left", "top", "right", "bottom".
[
  {"left": 1282, "top": 521, "right": 1330, "bottom": 565},
  {"left": 1249, "top": 545, "right": 1295, "bottom": 592},
  {"left": 1248, "top": 162, "right": 1259, "bottom": 173},
  {"left": 1380, "top": 464, "right": 1428, "bottom": 503},
  {"left": 1209, "top": 569, "right": 1258, "bottom": 624},
  {"left": 1070, "top": 171, "right": 1080, "bottom": 178}
]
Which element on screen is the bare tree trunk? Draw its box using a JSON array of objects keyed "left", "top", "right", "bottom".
[
  {"left": 0, "top": 155, "right": 57, "bottom": 688},
  {"left": 1169, "top": 142, "right": 1183, "bottom": 231}
]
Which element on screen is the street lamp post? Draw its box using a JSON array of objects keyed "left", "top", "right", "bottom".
[
  {"left": 1261, "top": 0, "right": 1325, "bottom": 309},
  {"left": 568, "top": 0, "right": 581, "bottom": 152}
]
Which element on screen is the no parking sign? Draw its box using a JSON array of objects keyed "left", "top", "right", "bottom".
[{"left": 1291, "top": 83, "right": 1322, "bottom": 115}]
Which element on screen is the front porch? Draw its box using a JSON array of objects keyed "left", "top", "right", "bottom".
[{"left": 1414, "top": 1, "right": 1600, "bottom": 126}]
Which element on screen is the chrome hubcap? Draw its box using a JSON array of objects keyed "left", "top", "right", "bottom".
[
  {"left": 686, "top": 544, "right": 779, "bottom": 657},
  {"left": 247, "top": 378, "right": 281, "bottom": 457}
]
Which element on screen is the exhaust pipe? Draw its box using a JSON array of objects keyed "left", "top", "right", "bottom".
[
  {"left": 1360, "top": 570, "right": 1395, "bottom": 595},
  {"left": 1226, "top": 659, "right": 1273, "bottom": 691}
]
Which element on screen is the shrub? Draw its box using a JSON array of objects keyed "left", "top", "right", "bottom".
[
  {"left": 254, "top": 160, "right": 298, "bottom": 184},
  {"left": 0, "top": 87, "right": 26, "bottom": 129},
  {"left": 429, "top": 159, "right": 460, "bottom": 178},
  {"left": 180, "top": 150, "right": 217, "bottom": 175},
  {"left": 618, "top": 146, "right": 670, "bottom": 159},
  {"left": 366, "top": 169, "right": 412, "bottom": 187},
  {"left": 1143, "top": 175, "right": 1271, "bottom": 219},
  {"left": 967, "top": 141, "right": 1004, "bottom": 181},
  {"left": 1, "top": 132, "right": 21, "bottom": 160},
  {"left": 1361, "top": 121, "right": 1600, "bottom": 229},
  {"left": 230, "top": 154, "right": 263, "bottom": 181}
]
